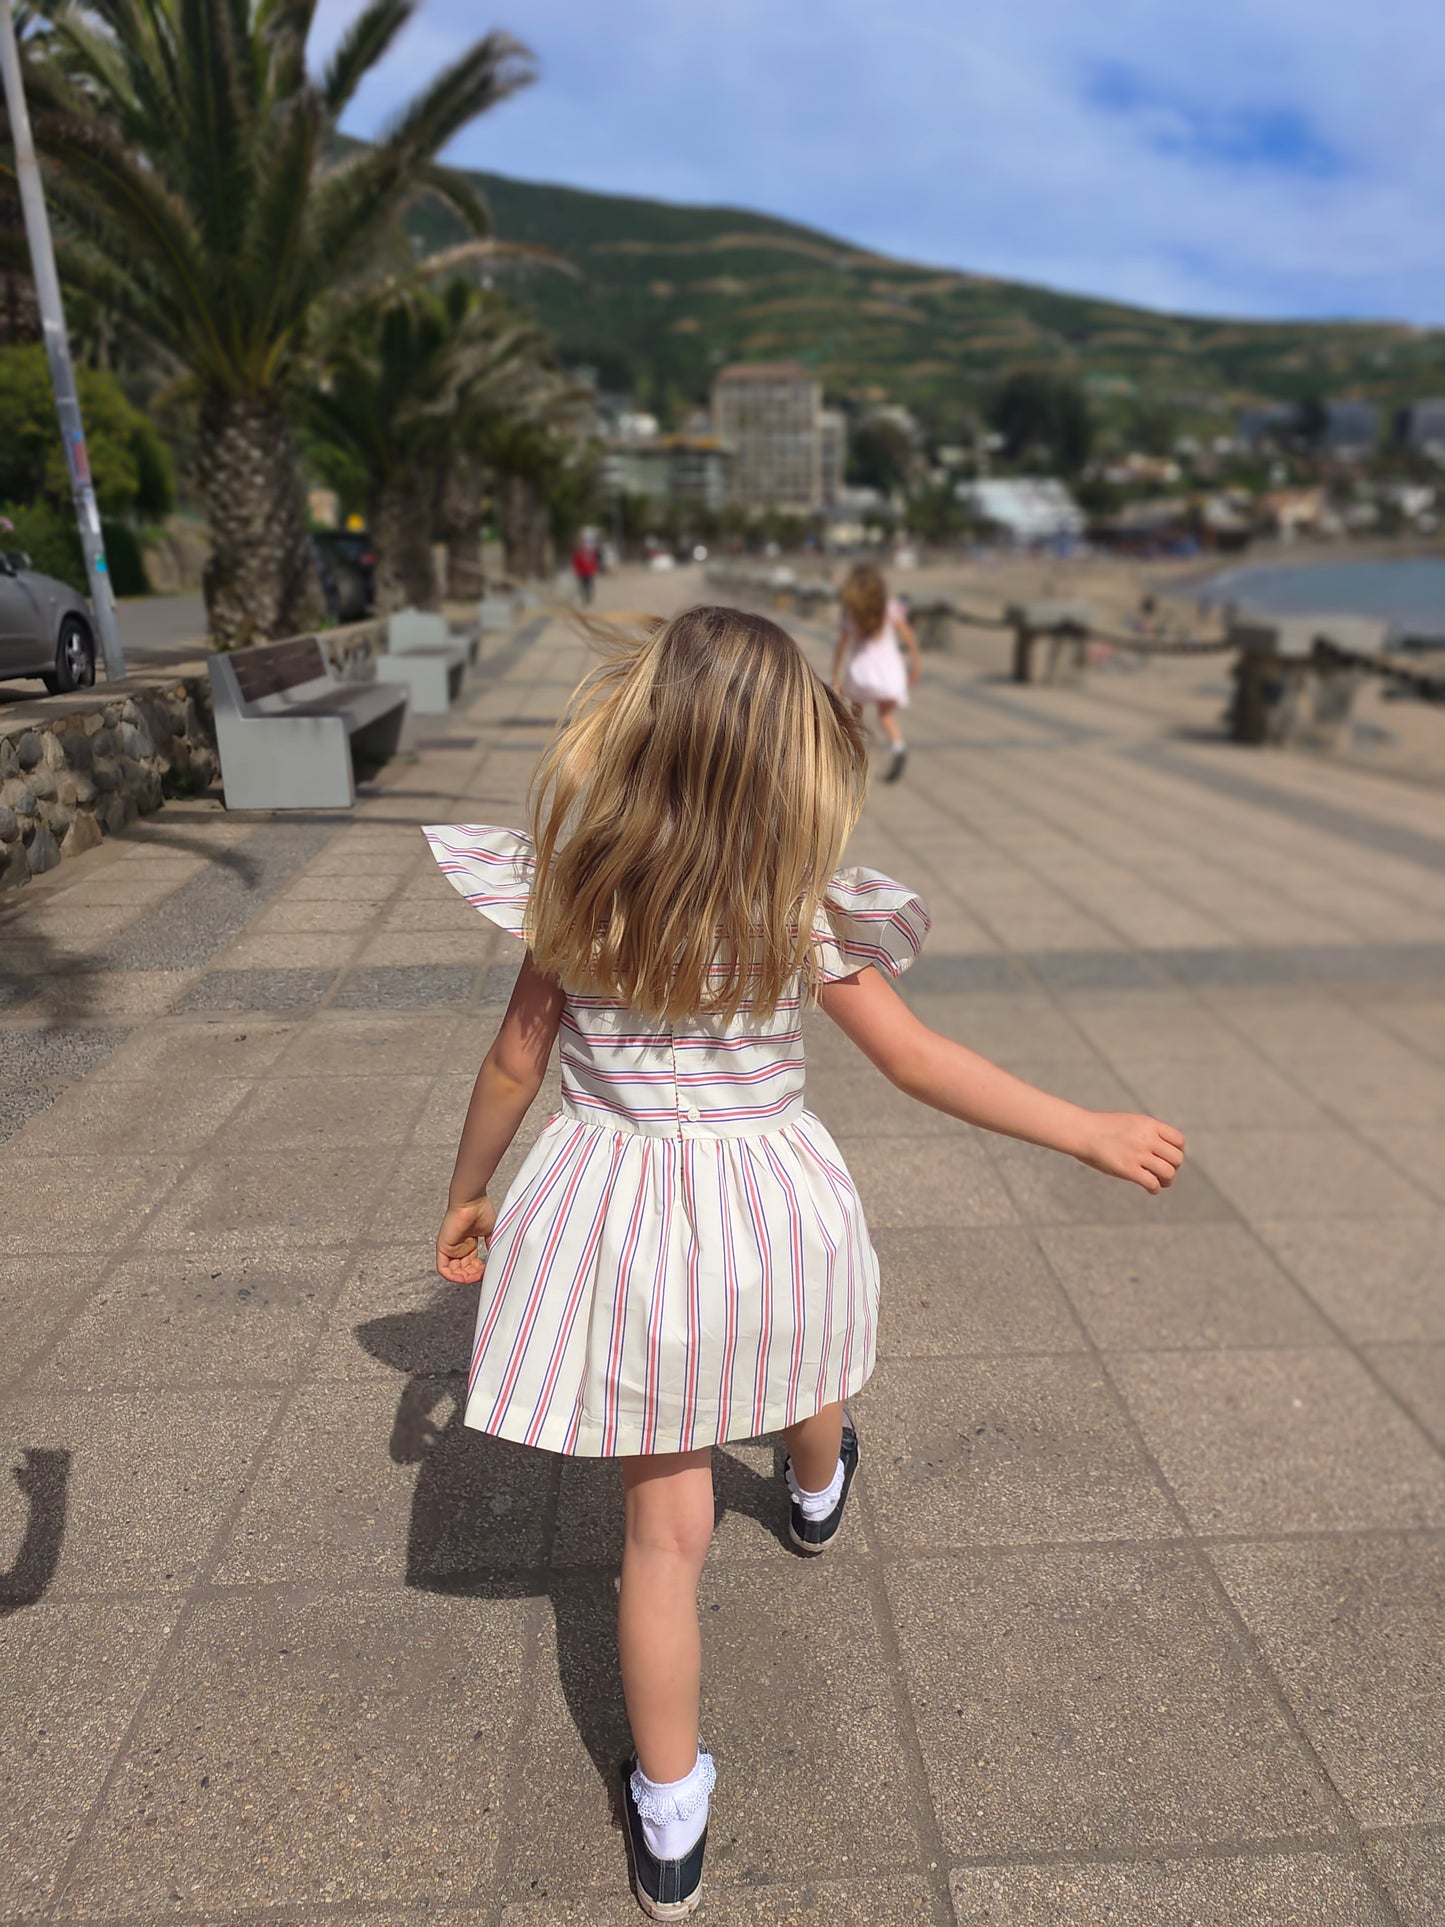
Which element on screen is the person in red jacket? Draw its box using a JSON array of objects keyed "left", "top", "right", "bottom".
[{"left": 572, "top": 537, "right": 600, "bottom": 605}]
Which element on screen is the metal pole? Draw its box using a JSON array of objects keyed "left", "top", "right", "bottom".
[{"left": 0, "top": 0, "right": 126, "bottom": 681}]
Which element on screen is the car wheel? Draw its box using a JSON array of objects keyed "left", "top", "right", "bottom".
[{"left": 42, "top": 617, "right": 96, "bottom": 694}]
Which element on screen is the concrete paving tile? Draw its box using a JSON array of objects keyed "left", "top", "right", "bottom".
[
  {"left": 835, "top": 1136, "right": 1021, "bottom": 1229},
  {"left": 860, "top": 1356, "right": 1175, "bottom": 1547},
  {"left": 901, "top": 994, "right": 1100, "bottom": 1065},
  {"left": 1256, "top": 1219, "right": 1445, "bottom": 1343},
  {"left": 1113, "top": 1053, "right": 1328, "bottom": 1129},
  {"left": 6, "top": 1157, "right": 184, "bottom": 1251},
  {"left": 504, "top": 1876, "right": 945, "bottom": 1925},
  {"left": 215, "top": 930, "right": 362, "bottom": 969},
  {"left": 1370, "top": 997, "right": 1445, "bottom": 1066},
  {"left": 0, "top": 1023, "right": 127, "bottom": 1080},
  {"left": 887, "top": 1547, "right": 1338, "bottom": 1857},
  {"left": 0, "top": 1080, "right": 59, "bottom": 1140},
  {"left": 250, "top": 896, "right": 386, "bottom": 933},
  {"left": 408, "top": 1071, "right": 481, "bottom": 1146},
  {"left": 1359, "top": 1124, "right": 1445, "bottom": 1204},
  {"left": 1067, "top": 997, "right": 1245, "bottom": 1060},
  {"left": 1364, "top": 1830, "right": 1445, "bottom": 1927},
  {"left": 900, "top": 953, "right": 1033, "bottom": 996},
  {"left": 276, "top": 1009, "right": 461, "bottom": 1077},
  {"left": 874, "top": 1226, "right": 1082, "bottom": 1356},
  {"left": 1111, "top": 1350, "right": 1445, "bottom": 1533},
  {"left": 282, "top": 873, "right": 399, "bottom": 903},
  {"left": 1024, "top": 951, "right": 1177, "bottom": 994},
  {"left": 1285, "top": 1051, "right": 1445, "bottom": 1125},
  {"left": 356, "top": 928, "right": 496, "bottom": 966},
  {"left": 505, "top": 1560, "right": 926, "bottom": 1899},
  {"left": 137, "top": 1148, "right": 393, "bottom": 1249},
  {"left": 1211, "top": 1538, "right": 1445, "bottom": 1829},
  {"left": 0, "top": 1599, "right": 176, "bottom": 1918},
  {"left": 211, "top": 1380, "right": 551, "bottom": 1589},
  {"left": 1217, "top": 999, "right": 1397, "bottom": 1059},
  {"left": 367, "top": 1129, "right": 556, "bottom": 1245},
  {"left": 12, "top": 1075, "right": 252, "bottom": 1155},
  {"left": 52, "top": 1589, "right": 532, "bottom": 1915},
  {"left": 91, "top": 1016, "right": 300, "bottom": 1082},
  {"left": 222, "top": 1074, "right": 431, "bottom": 1151},
  {"left": 35, "top": 1251, "right": 341, "bottom": 1390},
  {"left": 332, "top": 963, "right": 480, "bottom": 1009},
  {"left": 1, "top": 1389, "right": 280, "bottom": 1593},
  {"left": 989, "top": 1137, "right": 1232, "bottom": 1226},
  {"left": 310, "top": 1249, "right": 473, "bottom": 1382},
  {"left": 1363, "top": 1345, "right": 1445, "bottom": 1448},
  {"left": 0, "top": 1253, "right": 98, "bottom": 1382},
  {"left": 1037, "top": 1223, "right": 1331, "bottom": 1351},
  {"left": 949, "top": 1852, "right": 1393, "bottom": 1925},
  {"left": 1189, "top": 1129, "right": 1433, "bottom": 1221},
  {"left": 174, "top": 967, "right": 338, "bottom": 1013}
]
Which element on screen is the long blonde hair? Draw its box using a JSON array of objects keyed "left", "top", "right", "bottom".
[
  {"left": 529, "top": 605, "right": 868, "bottom": 1021},
  {"left": 841, "top": 563, "right": 887, "bottom": 642}
]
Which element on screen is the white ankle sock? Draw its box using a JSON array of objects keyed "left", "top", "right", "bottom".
[
  {"left": 787, "top": 1454, "right": 845, "bottom": 1521},
  {"left": 631, "top": 1748, "right": 715, "bottom": 1860}
]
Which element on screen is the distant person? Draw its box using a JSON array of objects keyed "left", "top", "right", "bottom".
[
  {"left": 424, "top": 606, "right": 1183, "bottom": 1920},
  {"left": 572, "top": 537, "right": 599, "bottom": 606},
  {"left": 831, "top": 562, "right": 922, "bottom": 782}
]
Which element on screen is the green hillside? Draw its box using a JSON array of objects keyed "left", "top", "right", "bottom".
[{"left": 412, "top": 168, "right": 1445, "bottom": 434}]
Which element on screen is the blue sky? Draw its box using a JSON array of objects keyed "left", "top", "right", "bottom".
[{"left": 313, "top": 1, "right": 1442, "bottom": 325}]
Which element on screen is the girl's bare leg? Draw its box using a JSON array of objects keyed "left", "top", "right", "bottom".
[
  {"left": 876, "top": 700, "right": 902, "bottom": 747},
  {"left": 619, "top": 1447, "right": 715, "bottom": 1782},
  {"left": 783, "top": 1400, "right": 844, "bottom": 1492}
]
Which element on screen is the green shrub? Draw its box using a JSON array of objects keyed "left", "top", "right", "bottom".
[
  {"left": 100, "top": 518, "right": 150, "bottom": 595},
  {"left": 0, "top": 500, "right": 85, "bottom": 590}
]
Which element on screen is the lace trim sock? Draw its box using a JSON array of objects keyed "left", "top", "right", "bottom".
[
  {"left": 787, "top": 1455, "right": 845, "bottom": 1521},
  {"left": 631, "top": 1748, "right": 716, "bottom": 1860}
]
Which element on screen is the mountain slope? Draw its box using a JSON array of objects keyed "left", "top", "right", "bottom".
[{"left": 413, "top": 168, "right": 1445, "bottom": 430}]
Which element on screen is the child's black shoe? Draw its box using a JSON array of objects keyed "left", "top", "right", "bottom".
[
  {"left": 785, "top": 1416, "right": 859, "bottom": 1553},
  {"left": 884, "top": 745, "right": 907, "bottom": 782},
  {"left": 621, "top": 1757, "right": 709, "bottom": 1920}
]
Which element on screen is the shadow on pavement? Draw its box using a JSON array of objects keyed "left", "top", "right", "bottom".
[
  {"left": 0, "top": 1447, "right": 71, "bottom": 1615},
  {"left": 357, "top": 1290, "right": 791, "bottom": 1813}
]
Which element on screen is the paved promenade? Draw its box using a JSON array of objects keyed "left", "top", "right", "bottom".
[{"left": 3, "top": 570, "right": 1444, "bottom": 1925}]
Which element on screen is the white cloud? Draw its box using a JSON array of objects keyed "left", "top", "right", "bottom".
[{"left": 310, "top": 0, "right": 1445, "bottom": 322}]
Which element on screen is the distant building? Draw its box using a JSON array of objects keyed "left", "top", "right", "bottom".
[
  {"left": 711, "top": 362, "right": 822, "bottom": 510},
  {"left": 817, "top": 409, "right": 846, "bottom": 509},
  {"left": 1320, "top": 400, "right": 1378, "bottom": 454},
  {"left": 602, "top": 435, "right": 732, "bottom": 511},
  {"left": 1237, "top": 407, "right": 1292, "bottom": 448},
  {"left": 958, "top": 478, "right": 1085, "bottom": 544},
  {"left": 1397, "top": 399, "right": 1445, "bottom": 451}
]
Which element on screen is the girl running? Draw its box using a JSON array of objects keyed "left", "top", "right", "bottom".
[
  {"left": 831, "top": 562, "right": 921, "bottom": 782},
  {"left": 426, "top": 605, "right": 1184, "bottom": 1920}
]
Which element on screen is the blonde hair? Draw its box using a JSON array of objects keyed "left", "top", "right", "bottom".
[
  {"left": 841, "top": 564, "right": 887, "bottom": 642},
  {"left": 529, "top": 605, "right": 868, "bottom": 1022}
]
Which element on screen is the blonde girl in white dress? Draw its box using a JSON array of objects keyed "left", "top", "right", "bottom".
[
  {"left": 427, "top": 606, "right": 1185, "bottom": 1920},
  {"left": 831, "top": 562, "right": 922, "bottom": 783}
]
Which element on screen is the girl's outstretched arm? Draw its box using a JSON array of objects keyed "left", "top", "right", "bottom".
[
  {"left": 437, "top": 953, "right": 565, "bottom": 1282},
  {"left": 820, "top": 967, "right": 1184, "bottom": 1193}
]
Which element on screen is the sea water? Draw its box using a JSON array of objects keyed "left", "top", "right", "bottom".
[{"left": 1198, "top": 556, "right": 1445, "bottom": 640}]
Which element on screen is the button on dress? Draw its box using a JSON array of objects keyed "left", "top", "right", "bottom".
[{"left": 424, "top": 825, "right": 931, "bottom": 1457}]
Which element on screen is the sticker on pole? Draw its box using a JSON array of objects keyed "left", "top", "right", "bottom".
[
  {"left": 80, "top": 484, "right": 102, "bottom": 534},
  {"left": 67, "top": 431, "right": 92, "bottom": 487}
]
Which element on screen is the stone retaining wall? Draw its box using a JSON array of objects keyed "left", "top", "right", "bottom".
[{"left": 0, "top": 677, "right": 218, "bottom": 891}]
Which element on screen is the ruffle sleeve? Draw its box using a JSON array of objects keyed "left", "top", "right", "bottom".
[
  {"left": 812, "top": 867, "right": 931, "bottom": 982},
  {"left": 422, "top": 824, "right": 534, "bottom": 940}
]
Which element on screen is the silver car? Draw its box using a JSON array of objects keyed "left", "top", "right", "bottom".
[{"left": 0, "top": 551, "right": 97, "bottom": 692}]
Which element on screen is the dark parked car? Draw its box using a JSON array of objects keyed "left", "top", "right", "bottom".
[
  {"left": 0, "top": 551, "right": 97, "bottom": 691},
  {"left": 312, "top": 529, "right": 376, "bottom": 623}
]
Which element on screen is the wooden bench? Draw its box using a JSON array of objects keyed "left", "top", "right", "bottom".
[
  {"left": 376, "top": 609, "right": 471, "bottom": 714},
  {"left": 208, "top": 635, "right": 408, "bottom": 810}
]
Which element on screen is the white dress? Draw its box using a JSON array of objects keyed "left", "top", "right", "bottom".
[
  {"left": 424, "top": 825, "right": 931, "bottom": 1457},
  {"left": 842, "top": 596, "right": 910, "bottom": 708}
]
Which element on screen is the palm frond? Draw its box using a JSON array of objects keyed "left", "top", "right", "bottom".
[{"left": 318, "top": 0, "right": 410, "bottom": 117}]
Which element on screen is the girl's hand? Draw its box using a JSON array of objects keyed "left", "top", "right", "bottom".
[
  {"left": 909, "top": 661, "right": 922, "bottom": 686},
  {"left": 437, "top": 1196, "right": 496, "bottom": 1283},
  {"left": 1075, "top": 1112, "right": 1185, "bottom": 1194}
]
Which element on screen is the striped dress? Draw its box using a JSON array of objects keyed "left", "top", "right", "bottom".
[{"left": 424, "top": 825, "right": 931, "bottom": 1457}]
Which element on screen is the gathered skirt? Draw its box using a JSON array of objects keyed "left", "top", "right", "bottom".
[
  {"left": 843, "top": 634, "right": 909, "bottom": 707},
  {"left": 464, "top": 1110, "right": 880, "bottom": 1457}
]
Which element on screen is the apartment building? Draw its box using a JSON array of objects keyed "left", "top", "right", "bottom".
[{"left": 711, "top": 362, "right": 823, "bottom": 510}]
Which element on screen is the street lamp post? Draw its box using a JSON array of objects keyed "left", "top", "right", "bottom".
[{"left": 0, "top": 0, "right": 127, "bottom": 681}]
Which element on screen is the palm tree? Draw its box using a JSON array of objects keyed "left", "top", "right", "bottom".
[
  {"left": 15, "top": 2, "right": 532, "bottom": 645},
  {"left": 308, "top": 278, "right": 559, "bottom": 611}
]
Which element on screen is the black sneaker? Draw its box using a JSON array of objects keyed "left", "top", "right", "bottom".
[
  {"left": 785, "top": 1416, "right": 859, "bottom": 1554},
  {"left": 884, "top": 745, "right": 907, "bottom": 783},
  {"left": 620, "top": 1757, "right": 708, "bottom": 1921}
]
